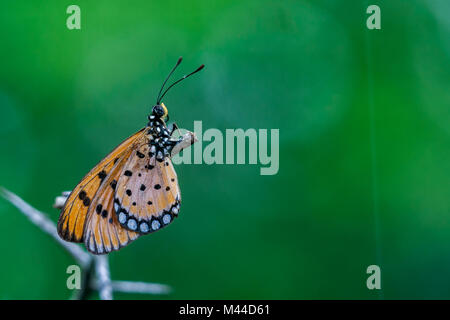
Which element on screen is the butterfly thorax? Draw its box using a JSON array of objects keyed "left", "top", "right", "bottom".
[{"left": 146, "top": 115, "right": 178, "bottom": 162}]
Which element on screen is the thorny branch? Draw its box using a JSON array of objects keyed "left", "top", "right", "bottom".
[
  {"left": 0, "top": 188, "right": 91, "bottom": 269},
  {"left": 0, "top": 131, "right": 196, "bottom": 299}
]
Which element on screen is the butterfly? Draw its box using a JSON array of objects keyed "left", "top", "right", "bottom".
[{"left": 57, "top": 57, "right": 204, "bottom": 254}]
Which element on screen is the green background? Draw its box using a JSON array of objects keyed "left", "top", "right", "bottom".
[{"left": 0, "top": 0, "right": 449, "bottom": 299}]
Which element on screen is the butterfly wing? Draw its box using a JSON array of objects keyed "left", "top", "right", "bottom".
[
  {"left": 114, "top": 143, "right": 181, "bottom": 234},
  {"left": 57, "top": 128, "right": 146, "bottom": 243},
  {"left": 83, "top": 154, "right": 140, "bottom": 254}
]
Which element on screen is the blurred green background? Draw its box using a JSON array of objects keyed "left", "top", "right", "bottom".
[{"left": 0, "top": 0, "right": 449, "bottom": 299}]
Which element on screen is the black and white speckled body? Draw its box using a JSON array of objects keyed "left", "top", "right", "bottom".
[{"left": 146, "top": 114, "right": 180, "bottom": 161}]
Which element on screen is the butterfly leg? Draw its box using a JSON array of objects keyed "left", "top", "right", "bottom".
[{"left": 169, "top": 122, "right": 179, "bottom": 136}]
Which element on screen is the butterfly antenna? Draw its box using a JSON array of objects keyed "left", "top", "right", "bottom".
[
  {"left": 158, "top": 64, "right": 205, "bottom": 103},
  {"left": 156, "top": 57, "right": 183, "bottom": 104}
]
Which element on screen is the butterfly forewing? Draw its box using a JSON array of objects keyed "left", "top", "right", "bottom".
[
  {"left": 57, "top": 128, "right": 146, "bottom": 242},
  {"left": 83, "top": 154, "right": 140, "bottom": 254}
]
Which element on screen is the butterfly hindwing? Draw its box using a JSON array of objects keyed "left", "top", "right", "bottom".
[
  {"left": 114, "top": 143, "right": 181, "bottom": 234},
  {"left": 57, "top": 128, "right": 146, "bottom": 243}
]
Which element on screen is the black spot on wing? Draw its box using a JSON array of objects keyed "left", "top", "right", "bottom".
[
  {"left": 136, "top": 151, "right": 145, "bottom": 158},
  {"left": 98, "top": 170, "right": 107, "bottom": 181},
  {"left": 83, "top": 197, "right": 91, "bottom": 206}
]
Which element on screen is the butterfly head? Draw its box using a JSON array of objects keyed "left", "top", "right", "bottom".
[{"left": 152, "top": 103, "right": 168, "bottom": 120}]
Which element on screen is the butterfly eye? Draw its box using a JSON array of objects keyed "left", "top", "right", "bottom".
[{"left": 152, "top": 105, "right": 166, "bottom": 118}]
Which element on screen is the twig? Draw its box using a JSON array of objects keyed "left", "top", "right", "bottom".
[
  {"left": 95, "top": 255, "right": 113, "bottom": 300},
  {"left": 53, "top": 191, "right": 71, "bottom": 209},
  {"left": 171, "top": 131, "right": 198, "bottom": 156},
  {"left": 101, "top": 280, "right": 171, "bottom": 295},
  {"left": 0, "top": 187, "right": 91, "bottom": 268}
]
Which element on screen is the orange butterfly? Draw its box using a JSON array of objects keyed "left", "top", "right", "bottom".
[{"left": 57, "top": 57, "right": 204, "bottom": 254}]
